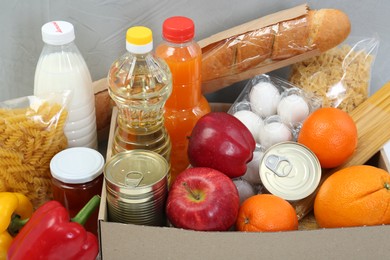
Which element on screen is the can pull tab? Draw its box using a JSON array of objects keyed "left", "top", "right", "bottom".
[
  {"left": 265, "top": 154, "right": 292, "bottom": 177},
  {"left": 125, "top": 171, "right": 144, "bottom": 187}
]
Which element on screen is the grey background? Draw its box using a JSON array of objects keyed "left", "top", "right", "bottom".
[{"left": 0, "top": 0, "right": 388, "bottom": 102}]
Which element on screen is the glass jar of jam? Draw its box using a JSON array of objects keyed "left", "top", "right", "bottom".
[{"left": 50, "top": 147, "right": 105, "bottom": 236}]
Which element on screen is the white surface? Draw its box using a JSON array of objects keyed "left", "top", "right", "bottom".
[
  {"left": 50, "top": 147, "right": 104, "bottom": 183},
  {"left": 383, "top": 141, "right": 390, "bottom": 161},
  {"left": 277, "top": 94, "right": 309, "bottom": 125},
  {"left": 41, "top": 21, "right": 75, "bottom": 45},
  {"left": 233, "top": 110, "right": 263, "bottom": 143},
  {"left": 0, "top": 0, "right": 389, "bottom": 101},
  {"left": 250, "top": 81, "right": 281, "bottom": 117}
]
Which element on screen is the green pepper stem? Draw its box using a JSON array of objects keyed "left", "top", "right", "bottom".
[
  {"left": 8, "top": 215, "right": 29, "bottom": 236},
  {"left": 71, "top": 195, "right": 101, "bottom": 226}
]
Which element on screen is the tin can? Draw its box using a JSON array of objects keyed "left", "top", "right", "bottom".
[
  {"left": 104, "top": 149, "right": 169, "bottom": 226},
  {"left": 259, "top": 141, "right": 321, "bottom": 201}
]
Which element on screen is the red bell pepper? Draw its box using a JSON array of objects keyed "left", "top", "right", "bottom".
[{"left": 7, "top": 195, "right": 100, "bottom": 260}]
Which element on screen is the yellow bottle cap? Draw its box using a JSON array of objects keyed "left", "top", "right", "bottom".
[{"left": 126, "top": 26, "right": 152, "bottom": 45}]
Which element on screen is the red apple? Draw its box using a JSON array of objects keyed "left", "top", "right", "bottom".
[
  {"left": 188, "top": 112, "right": 256, "bottom": 178},
  {"left": 166, "top": 167, "right": 240, "bottom": 231}
]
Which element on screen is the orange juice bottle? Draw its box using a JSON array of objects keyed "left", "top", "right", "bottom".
[{"left": 156, "top": 16, "right": 211, "bottom": 184}]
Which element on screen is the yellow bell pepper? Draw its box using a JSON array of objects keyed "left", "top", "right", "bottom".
[{"left": 0, "top": 192, "right": 33, "bottom": 260}]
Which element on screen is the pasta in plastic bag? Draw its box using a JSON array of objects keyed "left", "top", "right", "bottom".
[
  {"left": 289, "top": 36, "right": 380, "bottom": 113},
  {"left": 0, "top": 92, "right": 70, "bottom": 208}
]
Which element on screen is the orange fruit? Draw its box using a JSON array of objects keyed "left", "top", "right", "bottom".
[
  {"left": 314, "top": 165, "right": 390, "bottom": 228},
  {"left": 236, "top": 194, "right": 298, "bottom": 232},
  {"left": 297, "top": 107, "right": 357, "bottom": 168}
]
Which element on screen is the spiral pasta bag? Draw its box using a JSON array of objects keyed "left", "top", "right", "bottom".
[{"left": 0, "top": 100, "right": 68, "bottom": 208}]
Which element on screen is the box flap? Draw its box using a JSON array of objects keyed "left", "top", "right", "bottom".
[{"left": 100, "top": 222, "right": 390, "bottom": 259}]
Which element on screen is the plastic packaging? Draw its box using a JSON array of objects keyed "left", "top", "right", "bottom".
[
  {"left": 0, "top": 92, "right": 70, "bottom": 208},
  {"left": 199, "top": 6, "right": 351, "bottom": 94},
  {"left": 229, "top": 74, "right": 321, "bottom": 150},
  {"left": 50, "top": 147, "right": 104, "bottom": 235},
  {"left": 156, "top": 16, "right": 211, "bottom": 183},
  {"left": 229, "top": 74, "right": 320, "bottom": 197},
  {"left": 201, "top": 16, "right": 317, "bottom": 81},
  {"left": 107, "top": 26, "right": 172, "bottom": 163},
  {"left": 34, "top": 21, "right": 98, "bottom": 149},
  {"left": 290, "top": 36, "right": 380, "bottom": 113}
]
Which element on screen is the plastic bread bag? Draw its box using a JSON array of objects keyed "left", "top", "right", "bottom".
[
  {"left": 201, "top": 16, "right": 315, "bottom": 81},
  {"left": 200, "top": 5, "right": 351, "bottom": 93},
  {"left": 289, "top": 36, "right": 380, "bottom": 113},
  {"left": 0, "top": 91, "right": 70, "bottom": 209}
]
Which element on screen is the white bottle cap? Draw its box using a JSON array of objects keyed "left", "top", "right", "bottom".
[
  {"left": 50, "top": 147, "right": 105, "bottom": 184},
  {"left": 41, "top": 21, "right": 75, "bottom": 45}
]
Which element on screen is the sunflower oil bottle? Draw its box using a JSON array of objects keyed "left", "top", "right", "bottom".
[{"left": 108, "top": 26, "right": 172, "bottom": 168}]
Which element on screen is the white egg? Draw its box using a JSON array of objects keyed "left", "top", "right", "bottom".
[
  {"left": 242, "top": 150, "right": 264, "bottom": 185},
  {"left": 258, "top": 121, "right": 292, "bottom": 150},
  {"left": 233, "top": 178, "right": 256, "bottom": 205},
  {"left": 233, "top": 110, "right": 264, "bottom": 143},
  {"left": 277, "top": 94, "right": 310, "bottom": 126},
  {"left": 249, "top": 82, "right": 281, "bottom": 118}
]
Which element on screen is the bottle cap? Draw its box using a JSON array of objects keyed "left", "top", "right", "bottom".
[
  {"left": 126, "top": 26, "right": 153, "bottom": 54},
  {"left": 41, "top": 21, "right": 75, "bottom": 45},
  {"left": 50, "top": 147, "right": 105, "bottom": 184},
  {"left": 162, "top": 16, "right": 195, "bottom": 43}
]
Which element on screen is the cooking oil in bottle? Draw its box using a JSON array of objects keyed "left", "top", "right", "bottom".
[{"left": 108, "top": 26, "right": 172, "bottom": 163}]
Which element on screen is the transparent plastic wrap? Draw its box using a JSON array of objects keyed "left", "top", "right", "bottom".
[
  {"left": 228, "top": 74, "right": 321, "bottom": 197},
  {"left": 0, "top": 92, "right": 70, "bottom": 209},
  {"left": 290, "top": 36, "right": 380, "bottom": 113},
  {"left": 228, "top": 74, "right": 321, "bottom": 150},
  {"left": 200, "top": 6, "right": 351, "bottom": 93}
]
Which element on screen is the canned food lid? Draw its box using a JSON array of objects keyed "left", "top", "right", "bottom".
[
  {"left": 259, "top": 142, "right": 321, "bottom": 201},
  {"left": 50, "top": 147, "right": 105, "bottom": 184},
  {"left": 104, "top": 150, "right": 168, "bottom": 189}
]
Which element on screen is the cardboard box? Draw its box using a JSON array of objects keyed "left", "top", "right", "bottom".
[{"left": 98, "top": 105, "right": 390, "bottom": 259}]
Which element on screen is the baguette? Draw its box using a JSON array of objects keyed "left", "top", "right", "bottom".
[
  {"left": 93, "top": 78, "right": 113, "bottom": 142},
  {"left": 202, "top": 9, "right": 351, "bottom": 83}
]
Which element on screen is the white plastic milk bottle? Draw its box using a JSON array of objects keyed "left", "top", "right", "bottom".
[{"left": 34, "top": 21, "right": 98, "bottom": 149}]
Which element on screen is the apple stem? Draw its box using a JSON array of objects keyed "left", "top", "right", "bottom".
[{"left": 183, "top": 182, "right": 200, "bottom": 200}]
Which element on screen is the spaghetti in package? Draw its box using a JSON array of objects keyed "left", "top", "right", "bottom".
[
  {"left": 289, "top": 36, "right": 380, "bottom": 113},
  {"left": 0, "top": 92, "right": 70, "bottom": 208}
]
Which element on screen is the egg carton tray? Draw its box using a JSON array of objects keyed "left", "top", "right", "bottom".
[{"left": 228, "top": 74, "right": 321, "bottom": 151}]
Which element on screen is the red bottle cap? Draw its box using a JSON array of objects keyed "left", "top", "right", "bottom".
[{"left": 162, "top": 16, "right": 195, "bottom": 43}]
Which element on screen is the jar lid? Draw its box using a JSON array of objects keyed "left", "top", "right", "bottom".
[
  {"left": 162, "top": 16, "right": 195, "bottom": 43},
  {"left": 41, "top": 21, "right": 75, "bottom": 45},
  {"left": 126, "top": 26, "right": 153, "bottom": 54},
  {"left": 50, "top": 147, "right": 105, "bottom": 184}
]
